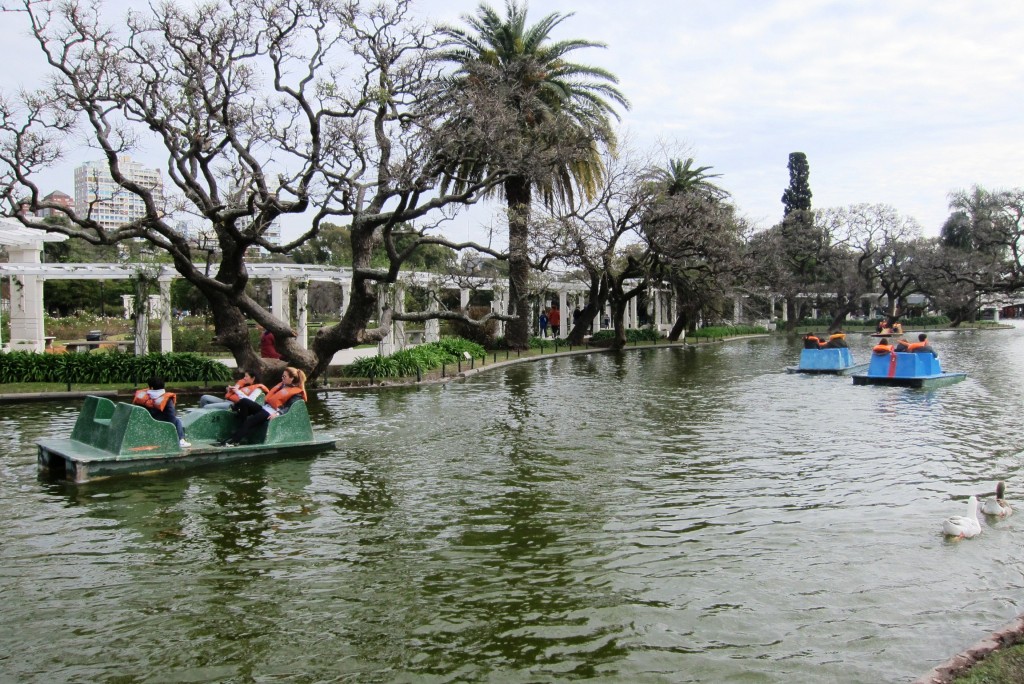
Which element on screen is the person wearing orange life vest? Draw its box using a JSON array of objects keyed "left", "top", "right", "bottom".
[
  {"left": 907, "top": 333, "right": 938, "bottom": 357},
  {"left": 217, "top": 367, "right": 308, "bottom": 447},
  {"left": 132, "top": 376, "right": 190, "bottom": 448},
  {"left": 872, "top": 339, "right": 894, "bottom": 355},
  {"left": 803, "top": 333, "right": 823, "bottom": 349},
  {"left": 198, "top": 369, "right": 269, "bottom": 410},
  {"left": 823, "top": 331, "right": 848, "bottom": 348}
]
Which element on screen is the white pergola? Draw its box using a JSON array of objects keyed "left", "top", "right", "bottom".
[
  {"left": 0, "top": 217, "right": 68, "bottom": 352},
  {"left": 1, "top": 219, "right": 685, "bottom": 354}
]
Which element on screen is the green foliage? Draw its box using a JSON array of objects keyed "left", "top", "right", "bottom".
[
  {"left": 858, "top": 315, "right": 952, "bottom": 329},
  {"left": 950, "top": 643, "right": 1024, "bottom": 683},
  {"left": 689, "top": 324, "right": 766, "bottom": 338},
  {"left": 589, "top": 328, "right": 664, "bottom": 343},
  {"left": 0, "top": 351, "right": 232, "bottom": 385},
  {"left": 344, "top": 337, "right": 486, "bottom": 379},
  {"left": 347, "top": 355, "right": 400, "bottom": 379},
  {"left": 177, "top": 326, "right": 219, "bottom": 354},
  {"left": 782, "top": 151, "right": 812, "bottom": 215}
]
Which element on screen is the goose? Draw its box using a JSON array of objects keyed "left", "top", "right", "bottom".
[
  {"left": 981, "top": 481, "right": 1013, "bottom": 518},
  {"left": 942, "top": 495, "right": 981, "bottom": 539}
]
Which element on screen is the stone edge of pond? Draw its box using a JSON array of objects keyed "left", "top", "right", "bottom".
[
  {"left": 0, "top": 336, "right": 768, "bottom": 402},
  {"left": 912, "top": 615, "right": 1024, "bottom": 683}
]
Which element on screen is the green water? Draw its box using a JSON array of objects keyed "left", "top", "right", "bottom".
[{"left": 2, "top": 328, "right": 1023, "bottom": 682}]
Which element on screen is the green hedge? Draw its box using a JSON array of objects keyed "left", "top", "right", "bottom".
[
  {"left": 688, "top": 324, "right": 767, "bottom": 338},
  {"left": 345, "top": 337, "right": 486, "bottom": 379},
  {"left": 0, "top": 351, "right": 233, "bottom": 385},
  {"left": 589, "top": 328, "right": 664, "bottom": 343}
]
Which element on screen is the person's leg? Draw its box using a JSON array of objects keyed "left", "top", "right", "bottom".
[{"left": 226, "top": 411, "right": 269, "bottom": 444}]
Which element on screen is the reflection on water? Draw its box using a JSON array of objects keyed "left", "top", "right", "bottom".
[{"left": 3, "top": 326, "right": 1024, "bottom": 682}]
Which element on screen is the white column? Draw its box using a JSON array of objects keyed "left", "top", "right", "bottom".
[
  {"left": 558, "top": 290, "right": 568, "bottom": 337},
  {"left": 296, "top": 280, "right": 309, "bottom": 350},
  {"left": 271, "top": 277, "right": 290, "bottom": 324},
  {"left": 122, "top": 294, "right": 134, "bottom": 320},
  {"left": 7, "top": 246, "right": 46, "bottom": 352},
  {"left": 339, "top": 283, "right": 349, "bottom": 318},
  {"left": 653, "top": 288, "right": 662, "bottom": 331},
  {"left": 782, "top": 299, "right": 789, "bottom": 322},
  {"left": 459, "top": 288, "right": 470, "bottom": 311},
  {"left": 492, "top": 287, "right": 506, "bottom": 338},
  {"left": 426, "top": 290, "right": 440, "bottom": 343},
  {"left": 733, "top": 295, "right": 742, "bottom": 325},
  {"left": 392, "top": 283, "right": 406, "bottom": 350},
  {"left": 628, "top": 298, "right": 637, "bottom": 329},
  {"left": 377, "top": 284, "right": 395, "bottom": 356},
  {"left": 159, "top": 276, "right": 173, "bottom": 353},
  {"left": 769, "top": 295, "right": 776, "bottom": 321}
]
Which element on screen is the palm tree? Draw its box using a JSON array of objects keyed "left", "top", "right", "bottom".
[
  {"left": 645, "top": 157, "right": 728, "bottom": 200},
  {"left": 436, "top": 0, "right": 628, "bottom": 347}
]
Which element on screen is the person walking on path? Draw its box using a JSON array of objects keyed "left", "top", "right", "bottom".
[{"left": 548, "top": 305, "right": 561, "bottom": 338}]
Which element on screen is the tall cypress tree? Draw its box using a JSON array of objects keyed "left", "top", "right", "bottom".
[{"left": 781, "top": 152, "right": 812, "bottom": 216}]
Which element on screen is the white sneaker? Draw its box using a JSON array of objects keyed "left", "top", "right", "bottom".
[{"left": 179, "top": 439, "right": 192, "bottom": 448}]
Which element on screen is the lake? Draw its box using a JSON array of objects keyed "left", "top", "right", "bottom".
[{"left": 2, "top": 326, "right": 1023, "bottom": 682}]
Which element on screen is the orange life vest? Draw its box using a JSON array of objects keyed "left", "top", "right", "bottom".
[
  {"left": 872, "top": 343, "right": 893, "bottom": 354},
  {"left": 133, "top": 389, "right": 176, "bottom": 412},
  {"left": 265, "top": 383, "right": 307, "bottom": 410},
  {"left": 906, "top": 341, "right": 927, "bottom": 352},
  {"left": 225, "top": 380, "right": 270, "bottom": 403}
]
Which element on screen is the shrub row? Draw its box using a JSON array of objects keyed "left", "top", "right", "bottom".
[
  {"left": 688, "top": 324, "right": 767, "bottom": 339},
  {"left": 0, "top": 351, "right": 233, "bottom": 385},
  {"left": 589, "top": 328, "right": 664, "bottom": 343},
  {"left": 344, "top": 337, "right": 486, "bottom": 379}
]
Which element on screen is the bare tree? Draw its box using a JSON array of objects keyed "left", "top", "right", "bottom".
[
  {"left": 532, "top": 145, "right": 652, "bottom": 349},
  {"left": 0, "top": 0, "right": 511, "bottom": 380},
  {"left": 817, "top": 203, "right": 922, "bottom": 327}
]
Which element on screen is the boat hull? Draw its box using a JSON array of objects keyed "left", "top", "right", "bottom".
[
  {"left": 851, "top": 373, "right": 967, "bottom": 388},
  {"left": 851, "top": 352, "right": 967, "bottom": 389},
  {"left": 787, "top": 348, "right": 866, "bottom": 375},
  {"left": 36, "top": 395, "right": 338, "bottom": 483},
  {"left": 38, "top": 437, "right": 336, "bottom": 483}
]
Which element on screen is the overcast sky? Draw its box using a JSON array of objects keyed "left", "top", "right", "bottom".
[{"left": 3, "top": 0, "right": 1022, "bottom": 245}]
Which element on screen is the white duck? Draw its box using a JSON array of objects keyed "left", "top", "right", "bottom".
[
  {"left": 942, "top": 495, "right": 981, "bottom": 539},
  {"left": 981, "top": 481, "right": 1013, "bottom": 518}
]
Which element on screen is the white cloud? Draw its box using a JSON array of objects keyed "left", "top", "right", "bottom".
[{"left": 3, "top": 0, "right": 1022, "bottom": 243}]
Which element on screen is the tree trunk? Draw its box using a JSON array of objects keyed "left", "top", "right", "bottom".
[
  {"left": 566, "top": 274, "right": 605, "bottom": 345},
  {"left": 609, "top": 298, "right": 628, "bottom": 350},
  {"left": 504, "top": 176, "right": 532, "bottom": 350}
]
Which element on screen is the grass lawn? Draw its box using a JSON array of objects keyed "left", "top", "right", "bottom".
[{"left": 952, "top": 643, "right": 1024, "bottom": 683}]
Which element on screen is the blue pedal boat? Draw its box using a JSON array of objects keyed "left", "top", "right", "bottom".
[
  {"left": 786, "top": 348, "right": 868, "bottom": 375},
  {"left": 851, "top": 352, "right": 966, "bottom": 388},
  {"left": 38, "top": 395, "right": 338, "bottom": 483}
]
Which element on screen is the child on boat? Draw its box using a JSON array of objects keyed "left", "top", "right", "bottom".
[{"left": 132, "top": 376, "right": 190, "bottom": 448}]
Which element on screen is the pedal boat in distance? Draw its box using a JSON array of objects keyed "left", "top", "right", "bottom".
[
  {"left": 37, "top": 395, "right": 338, "bottom": 483},
  {"left": 851, "top": 351, "right": 966, "bottom": 389},
  {"left": 786, "top": 347, "right": 868, "bottom": 375}
]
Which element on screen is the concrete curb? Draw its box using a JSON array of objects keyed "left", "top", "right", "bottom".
[{"left": 912, "top": 616, "right": 1024, "bottom": 683}]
